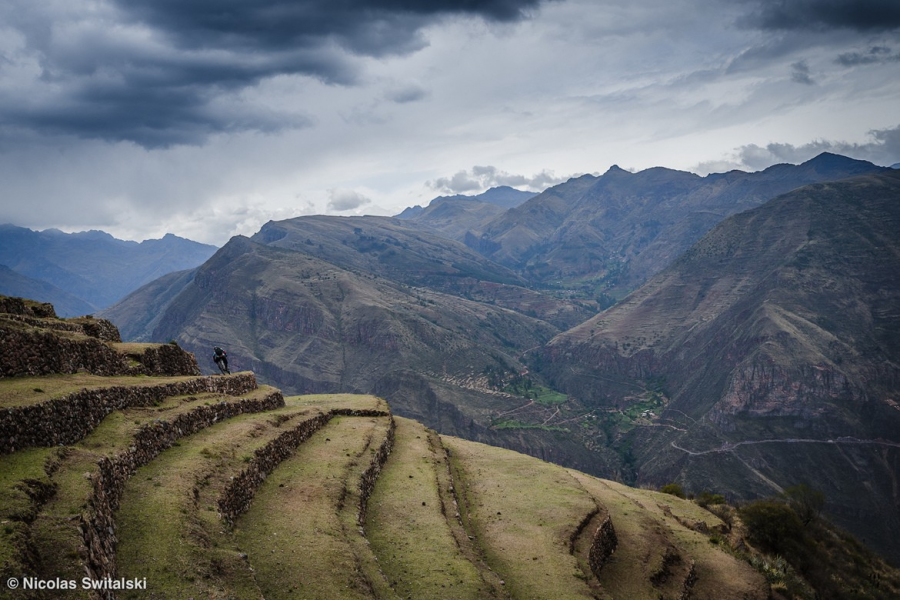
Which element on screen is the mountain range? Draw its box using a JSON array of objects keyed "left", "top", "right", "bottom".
[
  {"left": 101, "top": 154, "right": 900, "bottom": 563},
  {"left": 0, "top": 225, "right": 217, "bottom": 315},
  {"left": 540, "top": 170, "right": 900, "bottom": 562},
  {"left": 463, "top": 153, "right": 885, "bottom": 300}
]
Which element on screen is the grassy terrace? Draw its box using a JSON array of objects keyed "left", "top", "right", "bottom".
[
  {"left": 366, "top": 418, "right": 488, "bottom": 600},
  {"left": 116, "top": 404, "right": 324, "bottom": 599},
  {"left": 569, "top": 474, "right": 767, "bottom": 600},
  {"left": 233, "top": 414, "right": 392, "bottom": 600},
  {"left": 0, "top": 376, "right": 775, "bottom": 600},
  {"left": 0, "top": 372, "right": 250, "bottom": 409},
  {"left": 442, "top": 435, "right": 598, "bottom": 600},
  {"left": 24, "top": 385, "right": 280, "bottom": 589}
]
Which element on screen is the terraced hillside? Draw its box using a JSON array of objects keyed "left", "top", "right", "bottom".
[{"left": 2, "top": 297, "right": 895, "bottom": 599}]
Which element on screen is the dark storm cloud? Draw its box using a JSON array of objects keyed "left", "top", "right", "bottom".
[
  {"left": 121, "top": 0, "right": 543, "bottom": 55},
  {"left": 836, "top": 46, "right": 900, "bottom": 66},
  {"left": 1, "top": 0, "right": 544, "bottom": 148},
  {"left": 740, "top": 0, "right": 900, "bottom": 32},
  {"left": 791, "top": 60, "right": 815, "bottom": 84}
]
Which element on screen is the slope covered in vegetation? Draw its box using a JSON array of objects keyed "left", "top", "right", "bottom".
[{"left": 1, "top": 296, "right": 895, "bottom": 599}]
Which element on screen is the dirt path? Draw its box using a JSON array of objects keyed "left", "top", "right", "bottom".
[{"left": 671, "top": 436, "right": 900, "bottom": 456}]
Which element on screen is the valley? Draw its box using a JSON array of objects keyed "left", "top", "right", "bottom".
[
  {"left": 85, "top": 155, "right": 900, "bottom": 568},
  {"left": 0, "top": 297, "right": 809, "bottom": 599}
]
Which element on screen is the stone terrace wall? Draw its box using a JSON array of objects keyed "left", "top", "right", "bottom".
[
  {"left": 568, "top": 507, "right": 601, "bottom": 554},
  {"left": 1, "top": 325, "right": 128, "bottom": 378},
  {"left": 218, "top": 412, "right": 332, "bottom": 525},
  {"left": 588, "top": 515, "right": 618, "bottom": 578},
  {"left": 0, "top": 325, "right": 199, "bottom": 378},
  {"left": 218, "top": 407, "right": 392, "bottom": 526},
  {"left": 2, "top": 314, "right": 121, "bottom": 342},
  {"left": 121, "top": 343, "right": 200, "bottom": 377},
  {"left": 0, "top": 373, "right": 259, "bottom": 454},
  {"left": 0, "top": 296, "right": 56, "bottom": 318},
  {"left": 82, "top": 388, "right": 285, "bottom": 592},
  {"left": 356, "top": 414, "right": 396, "bottom": 527}
]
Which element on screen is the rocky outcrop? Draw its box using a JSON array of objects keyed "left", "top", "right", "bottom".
[
  {"left": 0, "top": 373, "right": 259, "bottom": 454},
  {"left": 711, "top": 360, "right": 858, "bottom": 424}
]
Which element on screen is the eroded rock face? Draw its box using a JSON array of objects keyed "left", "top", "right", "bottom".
[{"left": 710, "top": 361, "right": 858, "bottom": 425}]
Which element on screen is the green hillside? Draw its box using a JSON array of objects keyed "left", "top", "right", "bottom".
[{"left": 4, "top": 297, "right": 899, "bottom": 599}]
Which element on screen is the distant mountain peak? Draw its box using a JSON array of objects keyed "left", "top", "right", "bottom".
[
  {"left": 394, "top": 186, "right": 537, "bottom": 219},
  {"left": 802, "top": 152, "right": 878, "bottom": 171}
]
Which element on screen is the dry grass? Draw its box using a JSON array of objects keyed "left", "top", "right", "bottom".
[
  {"left": 232, "top": 415, "right": 386, "bottom": 600},
  {"left": 366, "top": 418, "right": 487, "bottom": 599},
  {"left": 285, "top": 393, "right": 388, "bottom": 412},
  {"left": 441, "top": 435, "right": 597, "bottom": 600},
  {"left": 115, "top": 407, "right": 317, "bottom": 599},
  {"left": 0, "top": 373, "right": 214, "bottom": 408},
  {"left": 569, "top": 473, "right": 768, "bottom": 600}
]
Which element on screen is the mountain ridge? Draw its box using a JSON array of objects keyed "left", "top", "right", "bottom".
[
  {"left": 0, "top": 224, "right": 217, "bottom": 312},
  {"left": 538, "top": 170, "right": 900, "bottom": 563},
  {"left": 464, "top": 153, "right": 886, "bottom": 299}
]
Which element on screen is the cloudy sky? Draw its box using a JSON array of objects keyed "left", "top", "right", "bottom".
[{"left": 1, "top": 0, "right": 898, "bottom": 245}]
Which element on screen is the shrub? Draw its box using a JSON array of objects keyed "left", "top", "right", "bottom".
[
  {"left": 660, "top": 483, "right": 686, "bottom": 498},
  {"left": 739, "top": 499, "right": 805, "bottom": 555},
  {"left": 696, "top": 490, "right": 726, "bottom": 508},
  {"left": 783, "top": 484, "right": 825, "bottom": 526}
]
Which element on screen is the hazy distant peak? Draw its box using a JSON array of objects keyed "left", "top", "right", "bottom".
[
  {"left": 394, "top": 205, "right": 425, "bottom": 219},
  {"left": 395, "top": 185, "right": 536, "bottom": 218}
]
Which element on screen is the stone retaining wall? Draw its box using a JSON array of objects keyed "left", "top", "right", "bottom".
[
  {"left": 217, "top": 412, "right": 332, "bottom": 526},
  {"left": 217, "top": 408, "right": 392, "bottom": 526},
  {"left": 588, "top": 515, "right": 618, "bottom": 577},
  {"left": 0, "top": 296, "right": 56, "bottom": 318},
  {"left": 1, "top": 326, "right": 127, "bottom": 378},
  {"left": 680, "top": 561, "right": 697, "bottom": 600},
  {"left": 2, "top": 314, "right": 121, "bottom": 342},
  {"left": 121, "top": 343, "right": 200, "bottom": 377},
  {"left": 357, "top": 415, "right": 396, "bottom": 527},
  {"left": 0, "top": 373, "right": 259, "bottom": 454},
  {"left": 81, "top": 388, "right": 285, "bottom": 594},
  {"left": 0, "top": 325, "right": 199, "bottom": 379}
]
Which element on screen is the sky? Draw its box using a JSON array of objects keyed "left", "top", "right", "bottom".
[{"left": 0, "top": 0, "right": 898, "bottom": 246}]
